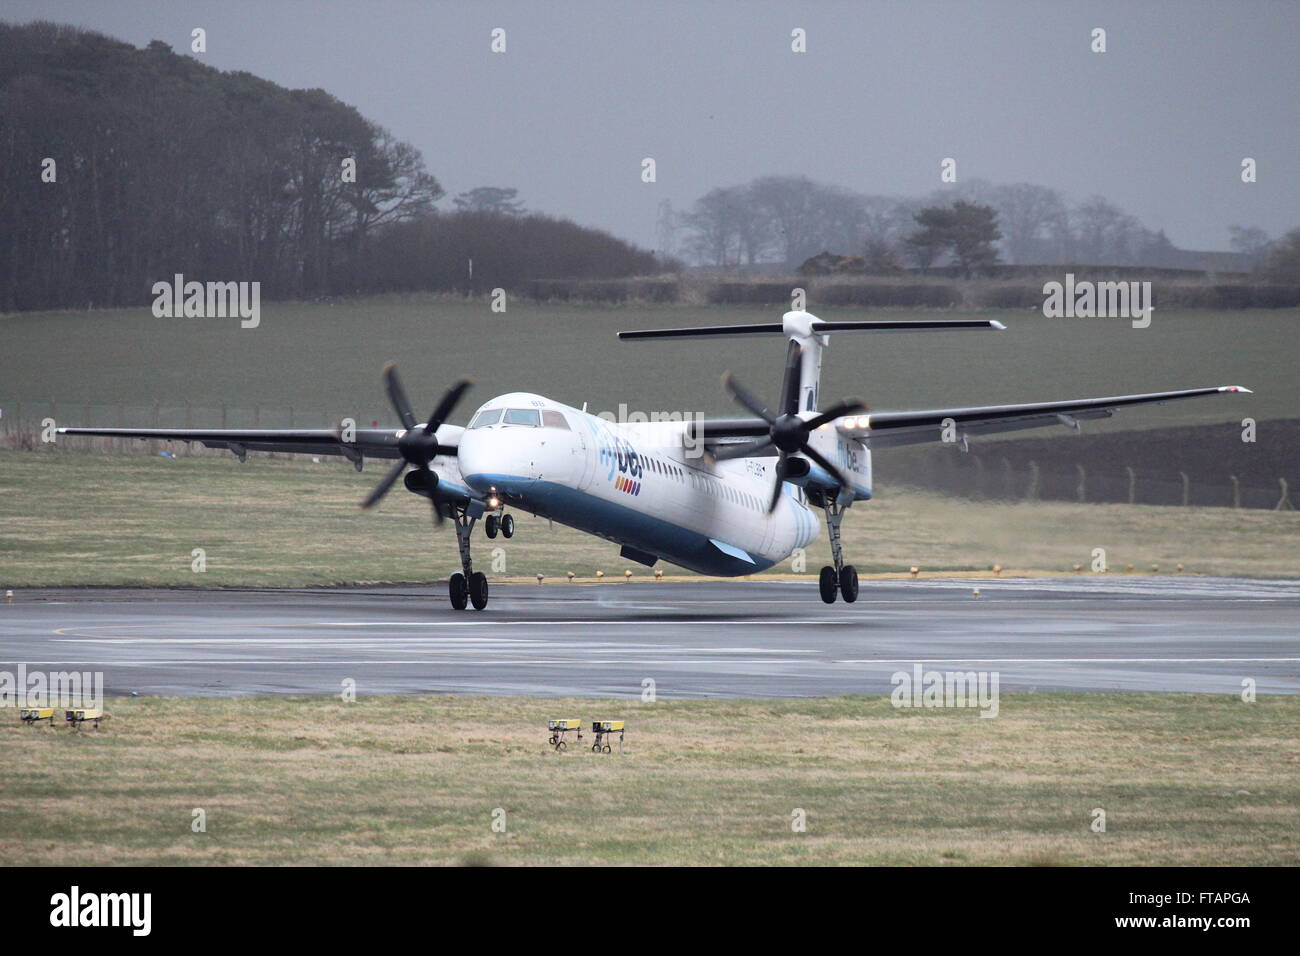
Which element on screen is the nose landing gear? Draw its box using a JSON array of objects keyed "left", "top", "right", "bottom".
[
  {"left": 449, "top": 507, "right": 491, "bottom": 610},
  {"left": 483, "top": 510, "right": 515, "bottom": 539},
  {"left": 818, "top": 498, "right": 858, "bottom": 604}
]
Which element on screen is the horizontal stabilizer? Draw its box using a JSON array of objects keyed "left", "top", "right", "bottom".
[{"left": 619, "top": 318, "right": 1004, "bottom": 341}]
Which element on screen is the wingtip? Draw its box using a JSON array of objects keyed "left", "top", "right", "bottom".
[
  {"left": 989, "top": 320, "right": 1008, "bottom": 331},
  {"left": 1220, "top": 385, "right": 1254, "bottom": 394}
]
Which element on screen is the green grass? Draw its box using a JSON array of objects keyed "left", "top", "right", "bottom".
[
  {"left": 2, "top": 295, "right": 1295, "bottom": 431},
  {"left": 1, "top": 693, "right": 1295, "bottom": 866},
  {"left": 2, "top": 450, "right": 1298, "bottom": 586}
]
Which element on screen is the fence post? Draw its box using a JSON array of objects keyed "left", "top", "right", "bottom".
[
  {"left": 1230, "top": 474, "right": 1240, "bottom": 509},
  {"left": 1180, "top": 471, "right": 1190, "bottom": 507},
  {"left": 1027, "top": 460, "right": 1039, "bottom": 500},
  {"left": 1126, "top": 466, "right": 1136, "bottom": 505},
  {"left": 1075, "top": 464, "right": 1086, "bottom": 503}
]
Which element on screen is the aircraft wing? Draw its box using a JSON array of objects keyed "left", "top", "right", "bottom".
[
  {"left": 54, "top": 426, "right": 421, "bottom": 463},
  {"left": 838, "top": 385, "right": 1251, "bottom": 448}
]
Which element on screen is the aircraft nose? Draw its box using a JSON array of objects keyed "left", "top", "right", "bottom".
[{"left": 458, "top": 428, "right": 535, "bottom": 497}]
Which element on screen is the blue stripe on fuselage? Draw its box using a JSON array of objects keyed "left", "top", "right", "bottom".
[{"left": 463, "top": 472, "right": 776, "bottom": 576}]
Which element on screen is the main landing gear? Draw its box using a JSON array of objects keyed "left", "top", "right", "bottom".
[
  {"left": 818, "top": 498, "right": 858, "bottom": 605},
  {"left": 448, "top": 506, "right": 489, "bottom": 610}
]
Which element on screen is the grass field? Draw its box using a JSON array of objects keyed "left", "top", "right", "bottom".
[
  {"left": 2, "top": 450, "right": 1297, "bottom": 586},
  {"left": 2, "top": 296, "right": 1295, "bottom": 432},
  {"left": 1, "top": 693, "right": 1295, "bottom": 866}
]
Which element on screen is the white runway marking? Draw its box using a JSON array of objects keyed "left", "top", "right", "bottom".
[
  {"left": 52, "top": 638, "right": 814, "bottom": 654},
  {"left": 8, "top": 659, "right": 813, "bottom": 666},
  {"left": 11, "top": 656, "right": 1298, "bottom": 667},
  {"left": 834, "top": 657, "right": 1300, "bottom": 664}
]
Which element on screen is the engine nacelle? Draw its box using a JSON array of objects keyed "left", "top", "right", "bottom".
[{"left": 403, "top": 468, "right": 439, "bottom": 498}]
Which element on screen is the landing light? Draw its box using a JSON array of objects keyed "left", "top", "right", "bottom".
[{"left": 488, "top": 496, "right": 500, "bottom": 509}]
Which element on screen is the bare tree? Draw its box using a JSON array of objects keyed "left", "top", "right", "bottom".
[
  {"left": 452, "top": 186, "right": 525, "bottom": 215},
  {"left": 993, "top": 183, "right": 1069, "bottom": 264},
  {"left": 1228, "top": 225, "right": 1273, "bottom": 269}
]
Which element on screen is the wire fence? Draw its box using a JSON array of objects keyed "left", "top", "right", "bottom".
[{"left": 906, "top": 452, "right": 1296, "bottom": 511}]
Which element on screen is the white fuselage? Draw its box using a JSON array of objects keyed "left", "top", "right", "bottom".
[{"left": 436, "top": 392, "right": 872, "bottom": 575}]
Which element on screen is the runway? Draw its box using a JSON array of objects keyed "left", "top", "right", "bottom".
[{"left": 2, "top": 577, "right": 1298, "bottom": 698}]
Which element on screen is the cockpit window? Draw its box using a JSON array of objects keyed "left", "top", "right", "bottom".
[
  {"left": 469, "top": 409, "right": 502, "bottom": 429},
  {"left": 502, "top": 408, "right": 542, "bottom": 427},
  {"left": 541, "top": 410, "right": 570, "bottom": 430}
]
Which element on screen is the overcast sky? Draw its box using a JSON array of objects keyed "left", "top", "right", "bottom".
[{"left": 12, "top": 0, "right": 1300, "bottom": 252}]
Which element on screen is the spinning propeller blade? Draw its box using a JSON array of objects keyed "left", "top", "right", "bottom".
[{"left": 362, "top": 365, "right": 473, "bottom": 523}]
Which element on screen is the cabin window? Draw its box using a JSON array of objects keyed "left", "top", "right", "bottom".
[
  {"left": 502, "top": 408, "right": 542, "bottom": 427},
  {"left": 469, "top": 409, "right": 502, "bottom": 428},
  {"left": 541, "top": 410, "right": 570, "bottom": 430}
]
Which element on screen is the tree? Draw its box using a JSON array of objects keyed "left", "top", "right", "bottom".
[
  {"left": 1069, "top": 196, "right": 1143, "bottom": 264},
  {"left": 992, "top": 183, "right": 1069, "bottom": 264},
  {"left": 906, "top": 201, "right": 1001, "bottom": 277},
  {"left": 0, "top": 22, "right": 446, "bottom": 307},
  {"left": 452, "top": 186, "right": 525, "bottom": 216},
  {"left": 1262, "top": 229, "right": 1300, "bottom": 283},
  {"left": 1228, "top": 225, "right": 1273, "bottom": 269},
  {"left": 748, "top": 176, "right": 827, "bottom": 268}
]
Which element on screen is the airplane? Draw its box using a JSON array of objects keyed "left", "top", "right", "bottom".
[{"left": 57, "top": 310, "right": 1251, "bottom": 609}]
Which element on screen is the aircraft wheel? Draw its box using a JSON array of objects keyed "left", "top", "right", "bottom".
[
  {"left": 449, "top": 573, "right": 469, "bottom": 610},
  {"left": 500, "top": 513, "right": 515, "bottom": 538},
  {"left": 819, "top": 566, "right": 839, "bottom": 604},
  {"left": 839, "top": 565, "right": 859, "bottom": 603},
  {"left": 556, "top": 740, "right": 567, "bottom": 752},
  {"left": 484, "top": 514, "right": 498, "bottom": 538},
  {"left": 469, "top": 571, "right": 489, "bottom": 610}
]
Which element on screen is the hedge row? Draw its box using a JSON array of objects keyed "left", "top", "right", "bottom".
[{"left": 516, "top": 277, "right": 1300, "bottom": 309}]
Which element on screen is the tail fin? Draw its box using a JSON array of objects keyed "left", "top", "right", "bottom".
[{"left": 618, "top": 311, "right": 1005, "bottom": 415}]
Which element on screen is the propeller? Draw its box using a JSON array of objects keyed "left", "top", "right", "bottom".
[
  {"left": 360, "top": 362, "right": 472, "bottom": 524},
  {"left": 717, "top": 340, "right": 865, "bottom": 512}
]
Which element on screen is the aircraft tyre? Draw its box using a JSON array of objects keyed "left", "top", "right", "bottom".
[
  {"left": 469, "top": 571, "right": 489, "bottom": 610},
  {"left": 449, "top": 572, "right": 469, "bottom": 610},
  {"left": 839, "top": 565, "right": 859, "bottom": 603},
  {"left": 819, "top": 566, "right": 839, "bottom": 604}
]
